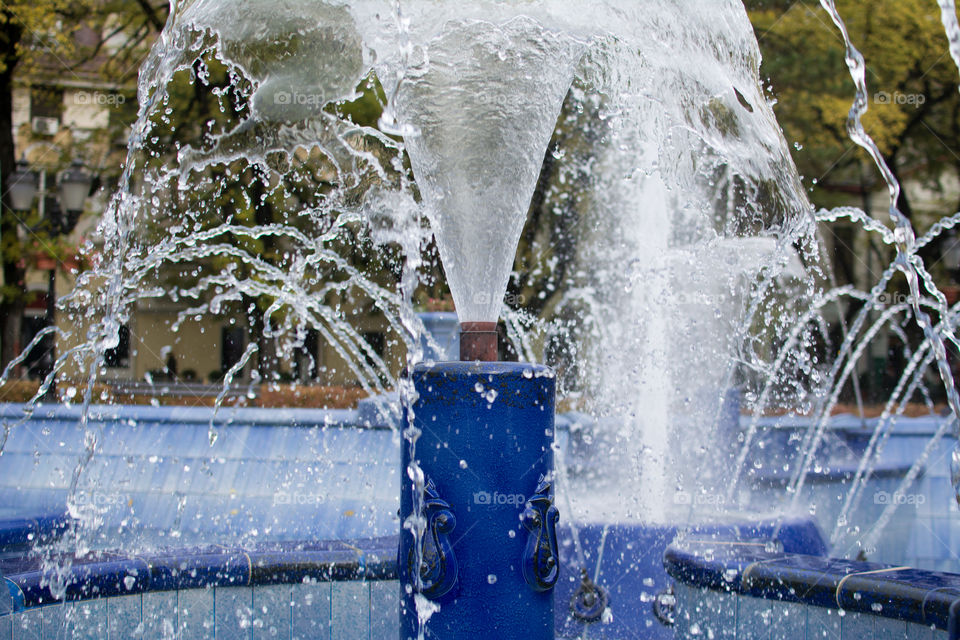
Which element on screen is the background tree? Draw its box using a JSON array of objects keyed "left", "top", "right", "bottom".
[
  {"left": 746, "top": 0, "right": 960, "bottom": 402},
  {"left": 747, "top": 1, "right": 959, "bottom": 217},
  {"left": 0, "top": 0, "right": 167, "bottom": 370}
]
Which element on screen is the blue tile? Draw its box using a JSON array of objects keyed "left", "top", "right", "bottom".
[
  {"left": 672, "top": 583, "right": 698, "bottom": 638},
  {"left": 141, "top": 592, "right": 177, "bottom": 638},
  {"left": 331, "top": 582, "right": 368, "bottom": 640},
  {"left": 873, "top": 616, "right": 910, "bottom": 639},
  {"left": 839, "top": 611, "right": 874, "bottom": 640},
  {"left": 40, "top": 603, "right": 66, "bottom": 638},
  {"left": 291, "top": 582, "right": 330, "bottom": 640},
  {"left": 768, "top": 600, "right": 806, "bottom": 639},
  {"left": 251, "top": 585, "right": 291, "bottom": 640},
  {"left": 806, "top": 606, "right": 841, "bottom": 640},
  {"left": 13, "top": 609, "right": 43, "bottom": 640},
  {"left": 214, "top": 587, "right": 253, "bottom": 640},
  {"left": 931, "top": 624, "right": 950, "bottom": 640},
  {"left": 70, "top": 599, "right": 108, "bottom": 638},
  {"left": 12, "top": 608, "right": 39, "bottom": 640},
  {"left": 696, "top": 590, "right": 736, "bottom": 639},
  {"left": 735, "top": 596, "right": 772, "bottom": 640},
  {"left": 178, "top": 588, "right": 215, "bottom": 640},
  {"left": 368, "top": 581, "right": 396, "bottom": 640},
  {"left": 106, "top": 594, "right": 143, "bottom": 639}
]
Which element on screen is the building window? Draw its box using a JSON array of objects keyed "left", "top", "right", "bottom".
[
  {"left": 104, "top": 325, "right": 130, "bottom": 368},
  {"left": 30, "top": 86, "right": 63, "bottom": 119},
  {"left": 293, "top": 328, "right": 320, "bottom": 381},
  {"left": 221, "top": 326, "right": 246, "bottom": 375}
]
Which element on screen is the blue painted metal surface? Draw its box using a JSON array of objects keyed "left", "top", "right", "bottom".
[
  {"left": 554, "top": 517, "right": 826, "bottom": 639},
  {"left": 408, "top": 478, "right": 459, "bottom": 600},
  {"left": 400, "top": 361, "right": 556, "bottom": 640},
  {"left": 521, "top": 476, "right": 560, "bottom": 592}
]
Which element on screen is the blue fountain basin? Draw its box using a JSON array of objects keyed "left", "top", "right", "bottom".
[
  {"left": 0, "top": 520, "right": 827, "bottom": 639},
  {"left": 0, "top": 402, "right": 954, "bottom": 637}
]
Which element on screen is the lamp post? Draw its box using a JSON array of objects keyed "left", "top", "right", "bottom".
[{"left": 8, "top": 156, "right": 93, "bottom": 398}]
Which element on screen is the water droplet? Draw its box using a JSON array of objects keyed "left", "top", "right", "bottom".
[
  {"left": 487, "top": 574, "right": 497, "bottom": 584},
  {"left": 459, "top": 460, "right": 468, "bottom": 469},
  {"left": 508, "top": 530, "right": 516, "bottom": 538}
]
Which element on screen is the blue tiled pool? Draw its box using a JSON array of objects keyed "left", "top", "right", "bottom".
[{"left": 0, "top": 403, "right": 957, "bottom": 637}]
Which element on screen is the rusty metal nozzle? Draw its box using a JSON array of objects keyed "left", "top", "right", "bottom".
[{"left": 459, "top": 322, "right": 498, "bottom": 361}]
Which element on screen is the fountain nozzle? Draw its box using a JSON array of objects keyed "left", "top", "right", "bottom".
[{"left": 459, "top": 322, "right": 498, "bottom": 361}]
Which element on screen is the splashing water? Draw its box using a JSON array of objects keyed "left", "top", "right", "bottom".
[
  {"left": 8, "top": 0, "right": 960, "bottom": 622},
  {"left": 388, "top": 16, "right": 587, "bottom": 323}
]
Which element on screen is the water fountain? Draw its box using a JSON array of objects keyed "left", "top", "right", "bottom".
[{"left": 1, "top": 0, "right": 960, "bottom": 638}]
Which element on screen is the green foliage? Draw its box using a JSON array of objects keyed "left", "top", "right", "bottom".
[
  {"left": 0, "top": 0, "right": 91, "bottom": 75},
  {"left": 748, "top": 1, "right": 960, "bottom": 213}
]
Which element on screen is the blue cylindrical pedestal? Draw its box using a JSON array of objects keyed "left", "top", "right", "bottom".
[{"left": 400, "top": 361, "right": 557, "bottom": 639}]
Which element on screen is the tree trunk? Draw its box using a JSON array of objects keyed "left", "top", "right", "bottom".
[{"left": 0, "top": 18, "right": 24, "bottom": 372}]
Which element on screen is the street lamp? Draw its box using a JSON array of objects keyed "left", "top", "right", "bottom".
[
  {"left": 58, "top": 158, "right": 94, "bottom": 231},
  {"left": 8, "top": 156, "right": 93, "bottom": 399},
  {"left": 8, "top": 160, "right": 38, "bottom": 213}
]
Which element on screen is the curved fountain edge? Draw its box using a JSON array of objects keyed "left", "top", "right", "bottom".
[
  {"left": 665, "top": 537, "right": 960, "bottom": 635},
  {"left": 0, "top": 536, "right": 398, "bottom": 614}
]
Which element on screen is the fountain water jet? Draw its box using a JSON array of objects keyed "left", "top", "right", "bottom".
[{"left": 386, "top": 16, "right": 586, "bottom": 328}]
